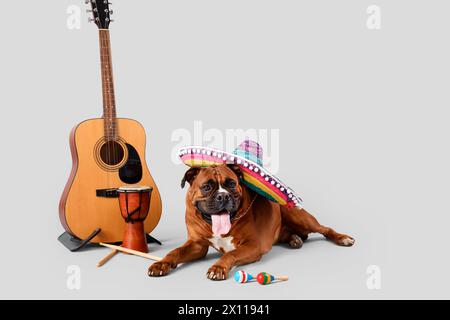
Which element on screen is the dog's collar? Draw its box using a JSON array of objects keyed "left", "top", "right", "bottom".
[{"left": 232, "top": 194, "right": 258, "bottom": 222}]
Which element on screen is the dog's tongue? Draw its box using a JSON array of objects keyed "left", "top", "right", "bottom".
[{"left": 211, "top": 212, "right": 231, "bottom": 236}]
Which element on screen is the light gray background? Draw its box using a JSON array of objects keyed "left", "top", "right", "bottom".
[{"left": 0, "top": 0, "right": 449, "bottom": 299}]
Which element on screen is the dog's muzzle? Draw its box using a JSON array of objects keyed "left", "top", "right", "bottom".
[{"left": 196, "top": 191, "right": 240, "bottom": 236}]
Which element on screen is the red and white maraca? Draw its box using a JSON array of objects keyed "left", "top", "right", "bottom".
[
  {"left": 234, "top": 270, "right": 255, "bottom": 283},
  {"left": 234, "top": 270, "right": 289, "bottom": 285}
]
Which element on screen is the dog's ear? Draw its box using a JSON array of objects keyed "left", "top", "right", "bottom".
[
  {"left": 227, "top": 164, "right": 243, "bottom": 180},
  {"left": 181, "top": 167, "right": 201, "bottom": 188}
]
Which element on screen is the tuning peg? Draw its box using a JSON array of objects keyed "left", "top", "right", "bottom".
[
  {"left": 88, "top": 17, "right": 95, "bottom": 23},
  {"left": 109, "top": 10, "right": 114, "bottom": 15},
  {"left": 85, "top": 0, "right": 91, "bottom": 4}
]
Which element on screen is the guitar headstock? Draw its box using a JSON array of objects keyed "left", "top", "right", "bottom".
[{"left": 86, "top": 0, "right": 113, "bottom": 29}]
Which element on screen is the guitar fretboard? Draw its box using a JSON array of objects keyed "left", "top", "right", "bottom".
[{"left": 99, "top": 29, "right": 117, "bottom": 141}]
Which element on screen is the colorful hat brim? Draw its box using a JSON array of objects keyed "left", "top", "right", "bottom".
[{"left": 179, "top": 146, "right": 303, "bottom": 208}]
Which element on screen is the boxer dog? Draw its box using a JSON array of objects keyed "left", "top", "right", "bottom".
[{"left": 148, "top": 164, "right": 354, "bottom": 280}]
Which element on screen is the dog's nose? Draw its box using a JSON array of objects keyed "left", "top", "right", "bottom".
[{"left": 215, "top": 192, "right": 230, "bottom": 204}]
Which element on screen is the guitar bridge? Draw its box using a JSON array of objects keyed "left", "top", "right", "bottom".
[{"left": 96, "top": 188, "right": 118, "bottom": 198}]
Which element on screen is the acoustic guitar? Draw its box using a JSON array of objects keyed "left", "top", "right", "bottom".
[{"left": 59, "top": 0, "right": 162, "bottom": 243}]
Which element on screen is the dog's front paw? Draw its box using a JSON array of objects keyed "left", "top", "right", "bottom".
[
  {"left": 338, "top": 236, "right": 355, "bottom": 247},
  {"left": 148, "top": 261, "right": 174, "bottom": 277},
  {"left": 207, "top": 265, "right": 229, "bottom": 281}
]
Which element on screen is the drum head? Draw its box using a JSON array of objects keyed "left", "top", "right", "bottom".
[{"left": 117, "top": 186, "right": 152, "bottom": 193}]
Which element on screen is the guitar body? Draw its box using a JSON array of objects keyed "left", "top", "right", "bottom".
[{"left": 59, "top": 118, "right": 162, "bottom": 243}]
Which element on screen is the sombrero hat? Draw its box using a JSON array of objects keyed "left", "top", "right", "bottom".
[{"left": 178, "top": 139, "right": 303, "bottom": 208}]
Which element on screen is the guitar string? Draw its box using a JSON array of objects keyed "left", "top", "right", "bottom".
[
  {"left": 100, "top": 30, "right": 112, "bottom": 191},
  {"left": 100, "top": 31, "right": 107, "bottom": 191},
  {"left": 102, "top": 30, "right": 112, "bottom": 170},
  {"left": 99, "top": 29, "right": 110, "bottom": 223},
  {"left": 105, "top": 30, "right": 118, "bottom": 173},
  {"left": 106, "top": 30, "right": 116, "bottom": 188},
  {"left": 108, "top": 30, "right": 118, "bottom": 170}
]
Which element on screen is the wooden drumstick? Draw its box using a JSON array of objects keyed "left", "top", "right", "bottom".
[
  {"left": 97, "top": 249, "right": 118, "bottom": 268},
  {"left": 99, "top": 243, "right": 162, "bottom": 261}
]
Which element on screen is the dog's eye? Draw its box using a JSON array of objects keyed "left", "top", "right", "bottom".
[
  {"left": 225, "top": 179, "right": 237, "bottom": 189},
  {"left": 201, "top": 184, "right": 212, "bottom": 193}
]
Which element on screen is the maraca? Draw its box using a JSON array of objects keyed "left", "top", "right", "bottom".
[
  {"left": 256, "top": 272, "right": 289, "bottom": 285},
  {"left": 234, "top": 270, "right": 255, "bottom": 283}
]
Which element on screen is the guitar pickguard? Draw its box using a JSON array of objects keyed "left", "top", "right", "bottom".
[{"left": 119, "top": 144, "right": 143, "bottom": 184}]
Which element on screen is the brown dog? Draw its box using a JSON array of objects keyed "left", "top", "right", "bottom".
[{"left": 148, "top": 164, "right": 354, "bottom": 280}]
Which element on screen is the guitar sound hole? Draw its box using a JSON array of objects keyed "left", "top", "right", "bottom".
[{"left": 99, "top": 141, "right": 125, "bottom": 166}]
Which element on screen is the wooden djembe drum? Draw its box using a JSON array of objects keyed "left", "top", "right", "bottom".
[{"left": 117, "top": 186, "right": 153, "bottom": 253}]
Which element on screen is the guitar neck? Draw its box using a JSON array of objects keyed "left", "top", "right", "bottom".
[{"left": 98, "top": 29, "right": 117, "bottom": 140}]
